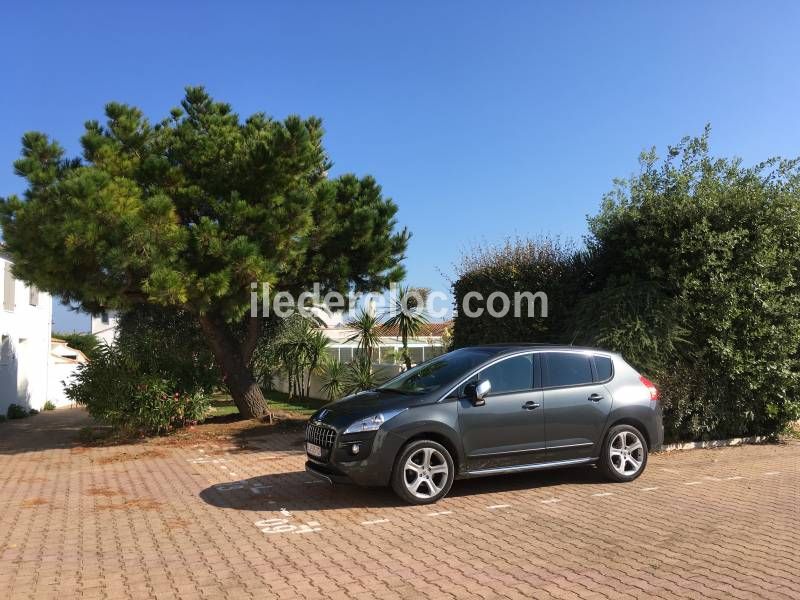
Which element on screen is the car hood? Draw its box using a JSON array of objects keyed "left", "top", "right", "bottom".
[{"left": 310, "top": 390, "right": 429, "bottom": 429}]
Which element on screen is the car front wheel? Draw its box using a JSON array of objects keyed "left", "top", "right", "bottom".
[
  {"left": 391, "top": 439, "right": 455, "bottom": 505},
  {"left": 599, "top": 424, "right": 648, "bottom": 482}
]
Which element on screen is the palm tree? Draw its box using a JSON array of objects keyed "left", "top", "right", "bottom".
[
  {"left": 383, "top": 285, "right": 430, "bottom": 369},
  {"left": 273, "top": 314, "right": 329, "bottom": 398},
  {"left": 345, "top": 309, "right": 382, "bottom": 361},
  {"left": 343, "top": 355, "right": 378, "bottom": 394},
  {"left": 319, "top": 358, "right": 347, "bottom": 400},
  {"left": 304, "top": 329, "right": 330, "bottom": 398}
]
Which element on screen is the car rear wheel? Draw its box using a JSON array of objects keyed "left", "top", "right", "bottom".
[
  {"left": 599, "top": 424, "right": 648, "bottom": 482},
  {"left": 391, "top": 440, "right": 454, "bottom": 505}
]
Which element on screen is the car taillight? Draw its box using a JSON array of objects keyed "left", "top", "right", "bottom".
[{"left": 640, "top": 376, "right": 659, "bottom": 401}]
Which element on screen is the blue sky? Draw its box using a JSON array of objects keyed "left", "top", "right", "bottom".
[{"left": 2, "top": 1, "right": 799, "bottom": 332}]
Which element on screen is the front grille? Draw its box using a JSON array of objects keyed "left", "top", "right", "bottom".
[{"left": 306, "top": 422, "right": 336, "bottom": 449}]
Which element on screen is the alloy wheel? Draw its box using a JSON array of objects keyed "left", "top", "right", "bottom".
[
  {"left": 403, "top": 447, "right": 449, "bottom": 499},
  {"left": 609, "top": 430, "right": 644, "bottom": 476}
]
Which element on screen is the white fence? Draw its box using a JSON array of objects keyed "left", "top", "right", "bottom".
[{"left": 272, "top": 362, "right": 404, "bottom": 400}]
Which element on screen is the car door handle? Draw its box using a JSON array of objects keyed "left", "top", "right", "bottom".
[
  {"left": 522, "top": 401, "right": 540, "bottom": 410},
  {"left": 588, "top": 393, "right": 604, "bottom": 402}
]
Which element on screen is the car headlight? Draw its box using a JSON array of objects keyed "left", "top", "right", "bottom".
[{"left": 343, "top": 408, "right": 406, "bottom": 435}]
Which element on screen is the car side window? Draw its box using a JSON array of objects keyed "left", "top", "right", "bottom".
[
  {"left": 594, "top": 355, "right": 613, "bottom": 381},
  {"left": 478, "top": 354, "right": 534, "bottom": 395},
  {"left": 545, "top": 352, "right": 593, "bottom": 387}
]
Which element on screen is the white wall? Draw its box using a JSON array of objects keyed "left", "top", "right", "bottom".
[
  {"left": 46, "top": 361, "right": 79, "bottom": 408},
  {"left": 91, "top": 311, "right": 118, "bottom": 346},
  {"left": 0, "top": 256, "right": 53, "bottom": 414},
  {"left": 273, "top": 362, "right": 404, "bottom": 400}
]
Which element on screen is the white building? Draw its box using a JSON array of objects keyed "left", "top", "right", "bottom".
[
  {"left": 91, "top": 311, "right": 118, "bottom": 346},
  {"left": 47, "top": 338, "right": 88, "bottom": 408},
  {"left": 0, "top": 254, "right": 53, "bottom": 415}
]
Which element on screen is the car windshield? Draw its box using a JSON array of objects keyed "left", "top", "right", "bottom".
[{"left": 378, "top": 348, "right": 497, "bottom": 395}]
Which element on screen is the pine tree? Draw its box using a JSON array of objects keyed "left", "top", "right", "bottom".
[{"left": 0, "top": 87, "right": 409, "bottom": 418}]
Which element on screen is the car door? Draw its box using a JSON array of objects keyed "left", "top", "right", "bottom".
[
  {"left": 542, "top": 352, "right": 612, "bottom": 461},
  {"left": 458, "top": 353, "right": 546, "bottom": 470}
]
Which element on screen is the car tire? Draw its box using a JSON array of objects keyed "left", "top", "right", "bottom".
[
  {"left": 599, "top": 424, "right": 649, "bottom": 482},
  {"left": 391, "top": 439, "right": 455, "bottom": 505}
]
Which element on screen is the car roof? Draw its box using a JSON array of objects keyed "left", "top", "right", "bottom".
[{"left": 462, "top": 343, "right": 619, "bottom": 356}]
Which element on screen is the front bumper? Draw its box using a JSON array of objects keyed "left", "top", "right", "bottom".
[{"left": 304, "top": 429, "right": 407, "bottom": 487}]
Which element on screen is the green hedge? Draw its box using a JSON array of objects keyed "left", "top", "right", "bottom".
[{"left": 452, "top": 130, "right": 800, "bottom": 441}]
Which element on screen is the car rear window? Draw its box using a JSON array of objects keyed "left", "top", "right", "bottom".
[
  {"left": 545, "top": 352, "right": 593, "bottom": 387},
  {"left": 594, "top": 356, "right": 613, "bottom": 381}
]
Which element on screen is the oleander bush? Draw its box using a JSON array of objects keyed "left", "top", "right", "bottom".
[
  {"left": 66, "top": 344, "right": 210, "bottom": 435},
  {"left": 65, "top": 306, "right": 217, "bottom": 435},
  {"left": 452, "top": 129, "right": 800, "bottom": 441}
]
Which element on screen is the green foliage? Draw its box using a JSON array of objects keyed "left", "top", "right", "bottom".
[
  {"left": 584, "top": 129, "right": 800, "bottom": 440},
  {"left": 64, "top": 306, "right": 217, "bottom": 434},
  {"left": 0, "top": 415, "right": 6, "bottom": 423},
  {"left": 0, "top": 87, "right": 408, "bottom": 418},
  {"left": 53, "top": 331, "right": 101, "bottom": 360},
  {"left": 343, "top": 355, "right": 379, "bottom": 395},
  {"left": 66, "top": 344, "right": 210, "bottom": 435},
  {"left": 345, "top": 309, "right": 382, "bottom": 359},
  {"left": 318, "top": 358, "right": 347, "bottom": 400},
  {"left": 28, "top": 408, "right": 39, "bottom": 415},
  {"left": 452, "top": 237, "right": 587, "bottom": 347},
  {"left": 43, "top": 401, "right": 56, "bottom": 411},
  {"left": 383, "top": 285, "right": 430, "bottom": 369},
  {"left": 452, "top": 129, "right": 800, "bottom": 441},
  {"left": 115, "top": 305, "right": 221, "bottom": 393},
  {"left": 257, "top": 314, "right": 329, "bottom": 398},
  {"left": 6, "top": 404, "right": 29, "bottom": 419}
]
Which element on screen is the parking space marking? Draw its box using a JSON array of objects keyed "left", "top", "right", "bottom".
[
  {"left": 641, "top": 487, "right": 659, "bottom": 491},
  {"left": 541, "top": 498, "right": 561, "bottom": 504},
  {"left": 187, "top": 457, "right": 229, "bottom": 464},
  {"left": 661, "top": 468, "right": 680, "bottom": 473},
  {"left": 361, "top": 519, "right": 390, "bottom": 525},
  {"left": 427, "top": 511, "right": 453, "bottom": 517},
  {"left": 764, "top": 471, "right": 781, "bottom": 476},
  {"left": 487, "top": 504, "right": 511, "bottom": 510},
  {"left": 685, "top": 481, "right": 703, "bottom": 485},
  {"left": 214, "top": 481, "right": 272, "bottom": 494},
  {"left": 254, "top": 518, "right": 322, "bottom": 535},
  {"left": 724, "top": 476, "right": 743, "bottom": 481},
  {"left": 592, "top": 492, "right": 614, "bottom": 497}
]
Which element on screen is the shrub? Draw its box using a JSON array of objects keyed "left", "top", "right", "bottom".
[
  {"left": 28, "top": 408, "right": 39, "bottom": 415},
  {"left": 65, "top": 344, "right": 211, "bottom": 435},
  {"left": 7, "top": 404, "right": 29, "bottom": 419},
  {"left": 452, "top": 129, "right": 800, "bottom": 441},
  {"left": 343, "top": 356, "right": 380, "bottom": 395},
  {"left": 115, "top": 306, "right": 221, "bottom": 394},
  {"left": 0, "top": 414, "right": 6, "bottom": 423},
  {"left": 451, "top": 237, "right": 588, "bottom": 348},
  {"left": 42, "top": 400, "right": 56, "bottom": 411},
  {"left": 319, "top": 358, "right": 347, "bottom": 400}
]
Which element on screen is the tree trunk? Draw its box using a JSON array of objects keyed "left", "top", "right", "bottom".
[
  {"left": 402, "top": 332, "right": 412, "bottom": 370},
  {"left": 199, "top": 314, "right": 269, "bottom": 419}
]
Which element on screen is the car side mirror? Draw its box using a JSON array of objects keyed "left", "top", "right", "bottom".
[{"left": 464, "top": 379, "right": 491, "bottom": 406}]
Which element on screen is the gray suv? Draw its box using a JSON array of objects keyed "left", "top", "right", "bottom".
[{"left": 305, "top": 345, "right": 663, "bottom": 504}]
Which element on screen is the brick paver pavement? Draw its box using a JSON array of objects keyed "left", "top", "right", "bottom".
[{"left": 0, "top": 408, "right": 798, "bottom": 600}]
